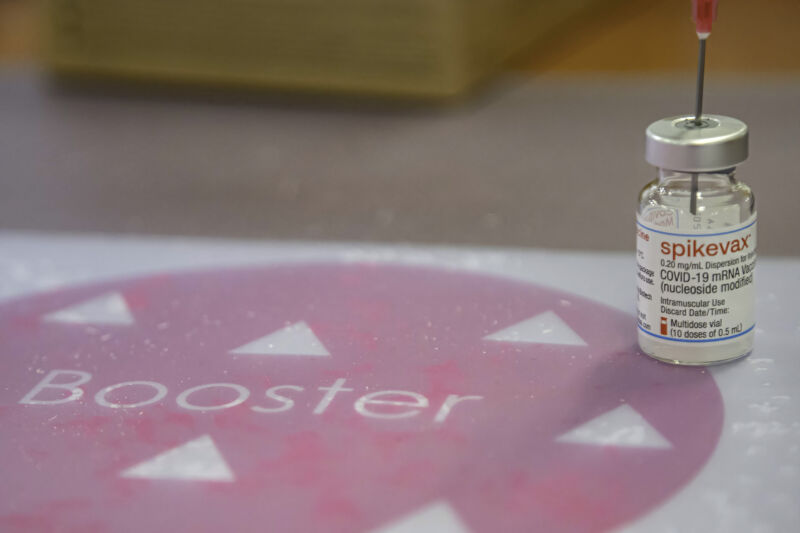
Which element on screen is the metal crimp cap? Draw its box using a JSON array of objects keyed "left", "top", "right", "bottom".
[{"left": 645, "top": 114, "right": 748, "bottom": 172}]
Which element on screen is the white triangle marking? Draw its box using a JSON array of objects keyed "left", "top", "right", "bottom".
[
  {"left": 370, "top": 501, "right": 472, "bottom": 533},
  {"left": 230, "top": 321, "right": 330, "bottom": 357},
  {"left": 121, "top": 435, "right": 234, "bottom": 481},
  {"left": 483, "top": 310, "right": 586, "bottom": 346},
  {"left": 556, "top": 404, "right": 672, "bottom": 449},
  {"left": 43, "top": 291, "right": 134, "bottom": 326}
]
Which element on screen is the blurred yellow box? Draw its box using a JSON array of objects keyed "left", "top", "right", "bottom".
[{"left": 46, "top": 0, "right": 594, "bottom": 99}]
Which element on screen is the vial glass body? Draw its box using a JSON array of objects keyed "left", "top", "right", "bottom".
[{"left": 636, "top": 168, "right": 756, "bottom": 365}]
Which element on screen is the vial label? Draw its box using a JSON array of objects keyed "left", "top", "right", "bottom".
[{"left": 636, "top": 213, "right": 756, "bottom": 344}]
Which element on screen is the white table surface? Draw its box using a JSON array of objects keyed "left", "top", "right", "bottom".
[{"left": 1, "top": 231, "right": 798, "bottom": 533}]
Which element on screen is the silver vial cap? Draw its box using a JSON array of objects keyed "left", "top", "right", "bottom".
[{"left": 645, "top": 114, "right": 748, "bottom": 172}]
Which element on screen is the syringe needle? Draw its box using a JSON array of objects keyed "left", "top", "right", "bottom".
[
  {"left": 691, "top": 0, "right": 718, "bottom": 124},
  {"left": 694, "top": 38, "right": 706, "bottom": 125},
  {"left": 690, "top": 0, "right": 718, "bottom": 215},
  {"left": 691, "top": 37, "right": 705, "bottom": 215}
]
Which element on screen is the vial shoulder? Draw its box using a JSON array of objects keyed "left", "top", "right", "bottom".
[{"left": 638, "top": 176, "right": 756, "bottom": 221}]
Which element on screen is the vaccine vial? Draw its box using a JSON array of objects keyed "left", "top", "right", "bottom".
[{"left": 636, "top": 114, "right": 756, "bottom": 365}]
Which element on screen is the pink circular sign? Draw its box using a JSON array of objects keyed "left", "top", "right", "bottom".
[{"left": 0, "top": 264, "right": 723, "bottom": 532}]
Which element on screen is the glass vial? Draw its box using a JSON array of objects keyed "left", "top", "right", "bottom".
[{"left": 636, "top": 115, "right": 756, "bottom": 365}]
